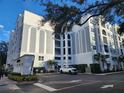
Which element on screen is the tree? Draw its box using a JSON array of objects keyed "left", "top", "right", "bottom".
[
  {"left": 0, "top": 41, "right": 8, "bottom": 68},
  {"left": 118, "top": 22, "right": 124, "bottom": 35},
  {"left": 94, "top": 53, "right": 101, "bottom": 63},
  {"left": 117, "top": 55, "right": 124, "bottom": 70},
  {"left": 36, "top": 0, "right": 124, "bottom": 34},
  {"left": 112, "top": 56, "right": 118, "bottom": 71},
  {"left": 47, "top": 60, "right": 57, "bottom": 71},
  {"left": 112, "top": 57, "right": 118, "bottom": 62},
  {"left": 94, "top": 53, "right": 108, "bottom": 72},
  {"left": 29, "top": 0, "right": 124, "bottom": 69}
]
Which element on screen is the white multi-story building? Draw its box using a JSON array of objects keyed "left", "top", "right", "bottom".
[
  {"left": 55, "top": 15, "right": 124, "bottom": 72},
  {"left": 7, "top": 11, "right": 124, "bottom": 73},
  {"left": 6, "top": 10, "right": 55, "bottom": 72}
]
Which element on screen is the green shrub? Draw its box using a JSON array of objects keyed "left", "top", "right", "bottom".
[
  {"left": 90, "top": 64, "right": 101, "bottom": 73},
  {"left": 9, "top": 72, "right": 21, "bottom": 76},
  {"left": 8, "top": 74, "right": 38, "bottom": 81}
]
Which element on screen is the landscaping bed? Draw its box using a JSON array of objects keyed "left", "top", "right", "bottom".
[{"left": 8, "top": 72, "right": 38, "bottom": 82}]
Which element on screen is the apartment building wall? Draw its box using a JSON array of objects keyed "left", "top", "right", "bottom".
[
  {"left": 56, "top": 15, "right": 124, "bottom": 69},
  {"left": 7, "top": 11, "right": 124, "bottom": 71},
  {"left": 6, "top": 31, "right": 15, "bottom": 66},
  {"left": 22, "top": 11, "right": 55, "bottom": 68},
  {"left": 7, "top": 10, "right": 55, "bottom": 69}
]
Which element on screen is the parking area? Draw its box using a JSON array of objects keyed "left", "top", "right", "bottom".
[
  {"left": 17, "top": 72, "right": 124, "bottom": 93},
  {"left": 32, "top": 72, "right": 122, "bottom": 92}
]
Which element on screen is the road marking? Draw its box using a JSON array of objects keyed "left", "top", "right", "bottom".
[
  {"left": 34, "top": 83, "right": 57, "bottom": 92},
  {"left": 7, "top": 84, "right": 20, "bottom": 90},
  {"left": 56, "top": 81, "right": 101, "bottom": 91},
  {"left": 69, "top": 80, "right": 82, "bottom": 83},
  {"left": 45, "top": 80, "right": 82, "bottom": 84},
  {"left": 0, "top": 84, "right": 6, "bottom": 86},
  {"left": 41, "top": 74, "right": 60, "bottom": 78},
  {"left": 101, "top": 84, "right": 114, "bottom": 89}
]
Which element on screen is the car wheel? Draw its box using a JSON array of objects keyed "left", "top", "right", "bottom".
[
  {"left": 60, "top": 70, "right": 63, "bottom": 74},
  {"left": 69, "top": 70, "right": 72, "bottom": 74},
  {"left": 74, "top": 72, "right": 77, "bottom": 75}
]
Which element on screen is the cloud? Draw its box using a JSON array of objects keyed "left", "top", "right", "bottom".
[
  {"left": 0, "top": 24, "right": 4, "bottom": 29},
  {"left": 0, "top": 30, "right": 10, "bottom": 41}
]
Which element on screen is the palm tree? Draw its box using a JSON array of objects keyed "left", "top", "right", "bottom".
[
  {"left": 112, "top": 57, "right": 118, "bottom": 71},
  {"left": 93, "top": 53, "right": 107, "bottom": 72},
  {"left": 117, "top": 55, "right": 124, "bottom": 70},
  {"left": 47, "top": 60, "right": 57, "bottom": 72}
]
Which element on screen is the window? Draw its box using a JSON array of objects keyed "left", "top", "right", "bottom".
[
  {"left": 63, "top": 34, "right": 65, "bottom": 39},
  {"left": 97, "top": 28, "right": 100, "bottom": 34},
  {"left": 103, "top": 36, "right": 108, "bottom": 44},
  {"left": 63, "top": 41, "right": 65, "bottom": 47},
  {"left": 39, "top": 56, "right": 44, "bottom": 61},
  {"left": 63, "top": 48, "right": 65, "bottom": 54},
  {"left": 121, "top": 49, "right": 123, "bottom": 55},
  {"left": 118, "top": 37, "right": 121, "bottom": 41},
  {"left": 91, "top": 28, "right": 94, "bottom": 32},
  {"left": 68, "top": 48, "right": 71, "bottom": 54},
  {"left": 90, "top": 19, "right": 94, "bottom": 24},
  {"left": 55, "top": 57, "right": 61, "bottom": 60},
  {"left": 63, "top": 57, "right": 71, "bottom": 60},
  {"left": 68, "top": 57, "right": 71, "bottom": 60},
  {"left": 55, "top": 34, "right": 60, "bottom": 39},
  {"left": 101, "top": 20, "right": 105, "bottom": 27},
  {"left": 68, "top": 40, "right": 71, "bottom": 47},
  {"left": 68, "top": 34, "right": 71, "bottom": 39},
  {"left": 106, "top": 24, "right": 109, "bottom": 29},
  {"left": 93, "top": 46, "right": 96, "bottom": 50},
  {"left": 55, "top": 48, "right": 61, "bottom": 55},
  {"left": 102, "top": 30, "right": 106, "bottom": 35},
  {"left": 55, "top": 40, "right": 60, "bottom": 47},
  {"left": 105, "top": 55, "right": 109, "bottom": 58},
  {"left": 104, "top": 45, "right": 109, "bottom": 53},
  {"left": 17, "top": 60, "right": 20, "bottom": 63}
]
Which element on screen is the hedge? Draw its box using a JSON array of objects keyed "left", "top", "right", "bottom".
[
  {"left": 72, "top": 64, "right": 87, "bottom": 73},
  {"left": 90, "top": 64, "right": 101, "bottom": 73},
  {"left": 8, "top": 74, "right": 38, "bottom": 81}
]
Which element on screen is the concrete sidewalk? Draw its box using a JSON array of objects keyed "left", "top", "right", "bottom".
[
  {"left": 80, "top": 71, "right": 124, "bottom": 75},
  {"left": 0, "top": 76, "right": 17, "bottom": 86}
]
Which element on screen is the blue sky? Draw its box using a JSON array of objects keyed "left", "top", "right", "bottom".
[{"left": 0, "top": 0, "right": 44, "bottom": 41}]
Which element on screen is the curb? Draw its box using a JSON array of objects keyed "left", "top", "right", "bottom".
[
  {"left": 36, "top": 73, "right": 60, "bottom": 76},
  {"left": 79, "top": 71, "right": 124, "bottom": 75},
  {"left": 95, "top": 71, "right": 124, "bottom": 75},
  {"left": 17, "top": 81, "right": 37, "bottom": 85}
]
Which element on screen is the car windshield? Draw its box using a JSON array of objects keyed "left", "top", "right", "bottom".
[{"left": 69, "top": 66, "right": 75, "bottom": 68}]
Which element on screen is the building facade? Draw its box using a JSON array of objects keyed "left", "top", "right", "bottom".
[
  {"left": 55, "top": 15, "right": 124, "bottom": 71},
  {"left": 7, "top": 11, "right": 124, "bottom": 73},
  {"left": 6, "top": 10, "right": 55, "bottom": 72}
]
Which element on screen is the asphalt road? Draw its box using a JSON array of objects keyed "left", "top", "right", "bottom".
[{"left": 1, "top": 72, "right": 124, "bottom": 93}]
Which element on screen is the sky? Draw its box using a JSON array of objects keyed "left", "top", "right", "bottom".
[{"left": 0, "top": 0, "right": 44, "bottom": 41}]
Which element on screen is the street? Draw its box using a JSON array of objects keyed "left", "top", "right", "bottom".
[{"left": 1, "top": 72, "right": 124, "bottom": 93}]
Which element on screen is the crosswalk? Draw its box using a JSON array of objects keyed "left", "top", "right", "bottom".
[
  {"left": 34, "top": 83, "right": 57, "bottom": 92},
  {"left": 7, "top": 84, "right": 20, "bottom": 90}
]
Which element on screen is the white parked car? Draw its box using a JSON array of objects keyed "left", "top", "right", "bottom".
[{"left": 60, "top": 66, "right": 78, "bottom": 75}]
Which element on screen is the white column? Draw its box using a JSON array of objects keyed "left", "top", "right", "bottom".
[
  {"left": 60, "top": 35, "right": 64, "bottom": 67},
  {"left": 27, "top": 27, "right": 31, "bottom": 52},
  {"left": 65, "top": 32, "right": 69, "bottom": 68},
  {"left": 44, "top": 30, "right": 47, "bottom": 55}
]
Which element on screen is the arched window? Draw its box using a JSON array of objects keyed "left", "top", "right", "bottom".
[
  {"left": 68, "top": 34, "right": 70, "bottom": 39},
  {"left": 102, "top": 30, "right": 106, "bottom": 35}
]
